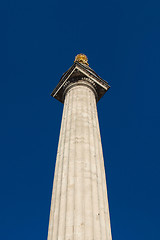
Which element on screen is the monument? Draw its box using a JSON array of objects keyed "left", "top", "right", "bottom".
[{"left": 47, "top": 54, "right": 112, "bottom": 240}]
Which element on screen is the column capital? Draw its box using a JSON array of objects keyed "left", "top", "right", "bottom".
[
  {"left": 63, "top": 77, "right": 98, "bottom": 102},
  {"left": 51, "top": 61, "right": 110, "bottom": 103}
]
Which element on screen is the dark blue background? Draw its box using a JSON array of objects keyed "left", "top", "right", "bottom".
[{"left": 3, "top": 0, "right": 160, "bottom": 239}]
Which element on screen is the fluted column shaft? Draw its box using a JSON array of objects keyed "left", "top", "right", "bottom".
[{"left": 47, "top": 81, "right": 112, "bottom": 240}]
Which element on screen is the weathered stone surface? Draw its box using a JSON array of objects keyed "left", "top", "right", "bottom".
[{"left": 47, "top": 80, "right": 112, "bottom": 240}]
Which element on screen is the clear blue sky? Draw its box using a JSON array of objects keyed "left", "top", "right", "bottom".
[{"left": 3, "top": 0, "right": 160, "bottom": 239}]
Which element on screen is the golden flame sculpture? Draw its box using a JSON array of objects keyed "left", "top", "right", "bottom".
[{"left": 74, "top": 53, "right": 89, "bottom": 65}]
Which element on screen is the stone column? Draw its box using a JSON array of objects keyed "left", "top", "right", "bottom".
[{"left": 47, "top": 80, "right": 112, "bottom": 240}]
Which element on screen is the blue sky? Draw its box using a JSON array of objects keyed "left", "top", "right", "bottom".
[{"left": 3, "top": 0, "right": 160, "bottom": 239}]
